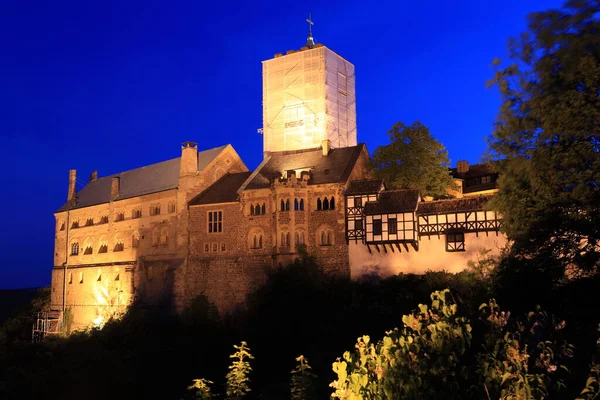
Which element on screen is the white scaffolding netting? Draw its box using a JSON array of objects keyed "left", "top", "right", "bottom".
[{"left": 262, "top": 46, "right": 357, "bottom": 153}]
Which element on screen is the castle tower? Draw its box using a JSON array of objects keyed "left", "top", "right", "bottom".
[{"left": 262, "top": 19, "right": 357, "bottom": 154}]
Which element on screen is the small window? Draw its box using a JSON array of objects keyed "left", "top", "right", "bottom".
[
  {"left": 285, "top": 199, "right": 290, "bottom": 211},
  {"left": 319, "top": 230, "right": 332, "bottom": 246},
  {"left": 446, "top": 232, "right": 465, "bottom": 252},
  {"left": 114, "top": 241, "right": 124, "bottom": 252},
  {"left": 212, "top": 243, "right": 218, "bottom": 252},
  {"left": 115, "top": 212, "right": 125, "bottom": 222},
  {"left": 250, "top": 204, "right": 255, "bottom": 216},
  {"left": 97, "top": 271, "right": 102, "bottom": 282},
  {"left": 295, "top": 232, "right": 305, "bottom": 245},
  {"left": 355, "top": 197, "right": 362, "bottom": 208},
  {"left": 160, "top": 228, "right": 168, "bottom": 246},
  {"left": 150, "top": 204, "right": 161, "bottom": 216},
  {"left": 221, "top": 243, "right": 226, "bottom": 252},
  {"left": 281, "top": 232, "right": 290, "bottom": 247},
  {"left": 68, "top": 273, "right": 73, "bottom": 284},
  {"left": 132, "top": 209, "right": 142, "bottom": 219},
  {"left": 354, "top": 219, "right": 363, "bottom": 231},
  {"left": 388, "top": 218, "right": 397, "bottom": 235},
  {"left": 280, "top": 199, "right": 285, "bottom": 211},
  {"left": 330, "top": 197, "right": 335, "bottom": 210},
  {"left": 208, "top": 211, "right": 223, "bottom": 233},
  {"left": 79, "top": 272, "right": 84, "bottom": 284},
  {"left": 373, "top": 220, "right": 382, "bottom": 236},
  {"left": 323, "top": 198, "right": 329, "bottom": 210},
  {"left": 299, "top": 199, "right": 304, "bottom": 211},
  {"left": 294, "top": 199, "right": 299, "bottom": 211},
  {"left": 98, "top": 243, "right": 108, "bottom": 253},
  {"left": 71, "top": 220, "right": 79, "bottom": 229},
  {"left": 317, "top": 198, "right": 322, "bottom": 211},
  {"left": 84, "top": 246, "right": 93, "bottom": 255},
  {"left": 261, "top": 203, "right": 266, "bottom": 214},
  {"left": 85, "top": 217, "right": 94, "bottom": 227},
  {"left": 115, "top": 273, "right": 120, "bottom": 281},
  {"left": 204, "top": 243, "right": 210, "bottom": 253},
  {"left": 132, "top": 234, "right": 140, "bottom": 248},
  {"left": 99, "top": 215, "right": 108, "bottom": 224},
  {"left": 168, "top": 201, "right": 176, "bottom": 213},
  {"left": 70, "top": 242, "right": 79, "bottom": 256},
  {"left": 60, "top": 222, "right": 66, "bottom": 231}
]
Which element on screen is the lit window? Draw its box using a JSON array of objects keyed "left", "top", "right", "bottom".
[
  {"left": 208, "top": 211, "right": 223, "bottom": 233},
  {"left": 70, "top": 242, "right": 79, "bottom": 256},
  {"left": 446, "top": 232, "right": 465, "bottom": 252}
]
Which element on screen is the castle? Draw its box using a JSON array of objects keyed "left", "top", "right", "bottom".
[{"left": 50, "top": 35, "right": 506, "bottom": 331}]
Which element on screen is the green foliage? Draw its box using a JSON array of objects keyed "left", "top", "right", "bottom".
[
  {"left": 188, "top": 378, "right": 214, "bottom": 399},
  {"left": 290, "top": 355, "right": 317, "bottom": 400},
  {"left": 225, "top": 341, "right": 254, "bottom": 400},
  {"left": 576, "top": 324, "right": 600, "bottom": 400},
  {"left": 372, "top": 121, "right": 457, "bottom": 198},
  {"left": 477, "top": 301, "right": 573, "bottom": 399},
  {"left": 487, "top": 0, "right": 600, "bottom": 273},
  {"left": 330, "top": 289, "right": 472, "bottom": 399}
]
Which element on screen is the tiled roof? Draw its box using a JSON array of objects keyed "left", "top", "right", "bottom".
[
  {"left": 417, "top": 195, "right": 494, "bottom": 215},
  {"left": 189, "top": 172, "right": 253, "bottom": 206},
  {"left": 363, "top": 189, "right": 420, "bottom": 215},
  {"left": 242, "top": 144, "right": 365, "bottom": 190},
  {"left": 346, "top": 179, "right": 384, "bottom": 195},
  {"left": 57, "top": 145, "right": 228, "bottom": 212}
]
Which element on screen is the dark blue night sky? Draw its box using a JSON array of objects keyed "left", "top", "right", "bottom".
[{"left": 0, "top": 0, "right": 563, "bottom": 288}]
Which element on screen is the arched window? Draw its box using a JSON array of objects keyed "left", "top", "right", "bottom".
[
  {"left": 317, "top": 198, "right": 322, "bottom": 210},
  {"left": 114, "top": 239, "right": 124, "bottom": 252},
  {"left": 259, "top": 234, "right": 263, "bottom": 248},
  {"left": 299, "top": 199, "right": 304, "bottom": 211},
  {"left": 318, "top": 227, "right": 333, "bottom": 246},
  {"left": 281, "top": 199, "right": 285, "bottom": 211},
  {"left": 160, "top": 228, "right": 169, "bottom": 245},
  {"left": 98, "top": 242, "right": 108, "bottom": 253},
  {"left": 323, "top": 197, "right": 329, "bottom": 210},
  {"left": 320, "top": 231, "right": 326, "bottom": 245},
  {"left": 256, "top": 203, "right": 261, "bottom": 215},
  {"left": 261, "top": 203, "right": 266, "bottom": 215},
  {"left": 253, "top": 234, "right": 258, "bottom": 249},
  {"left": 132, "top": 232, "right": 140, "bottom": 248},
  {"left": 168, "top": 200, "right": 176, "bottom": 213},
  {"left": 250, "top": 204, "right": 255, "bottom": 216},
  {"left": 330, "top": 196, "right": 335, "bottom": 210},
  {"left": 294, "top": 198, "right": 299, "bottom": 211},
  {"left": 70, "top": 242, "right": 79, "bottom": 256},
  {"left": 285, "top": 199, "right": 290, "bottom": 211},
  {"left": 295, "top": 231, "right": 305, "bottom": 246},
  {"left": 281, "top": 232, "right": 286, "bottom": 246},
  {"left": 286, "top": 232, "right": 290, "bottom": 246}
]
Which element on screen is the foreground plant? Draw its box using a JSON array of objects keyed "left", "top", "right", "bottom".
[
  {"left": 226, "top": 341, "right": 254, "bottom": 400},
  {"left": 290, "top": 355, "right": 317, "bottom": 400}
]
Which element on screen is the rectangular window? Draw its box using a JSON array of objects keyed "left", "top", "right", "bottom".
[
  {"left": 388, "top": 218, "right": 397, "bottom": 235},
  {"left": 208, "top": 211, "right": 223, "bottom": 233},
  {"left": 212, "top": 243, "right": 218, "bottom": 252},
  {"left": 204, "top": 243, "right": 210, "bottom": 253},
  {"left": 221, "top": 243, "right": 226, "bottom": 252},
  {"left": 355, "top": 197, "right": 362, "bottom": 208},
  {"left": 446, "top": 232, "right": 465, "bottom": 252},
  {"left": 354, "top": 219, "right": 363, "bottom": 231},
  {"left": 373, "top": 219, "right": 382, "bottom": 235}
]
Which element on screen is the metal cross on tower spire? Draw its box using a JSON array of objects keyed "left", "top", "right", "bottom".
[{"left": 306, "top": 13, "right": 315, "bottom": 48}]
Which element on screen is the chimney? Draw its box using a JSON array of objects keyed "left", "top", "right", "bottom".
[
  {"left": 457, "top": 160, "right": 470, "bottom": 174},
  {"left": 89, "top": 170, "right": 98, "bottom": 182},
  {"left": 111, "top": 177, "right": 120, "bottom": 200},
  {"left": 180, "top": 141, "right": 199, "bottom": 177},
  {"left": 321, "top": 139, "right": 331, "bottom": 157},
  {"left": 68, "top": 169, "right": 77, "bottom": 203}
]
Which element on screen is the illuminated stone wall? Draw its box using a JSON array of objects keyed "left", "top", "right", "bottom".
[
  {"left": 348, "top": 232, "right": 507, "bottom": 279},
  {"left": 262, "top": 45, "right": 357, "bottom": 154},
  {"left": 51, "top": 145, "right": 247, "bottom": 330}
]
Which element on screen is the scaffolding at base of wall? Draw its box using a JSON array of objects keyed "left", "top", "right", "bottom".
[{"left": 32, "top": 310, "right": 62, "bottom": 342}]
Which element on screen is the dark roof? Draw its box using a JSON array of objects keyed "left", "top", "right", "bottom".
[
  {"left": 242, "top": 145, "right": 365, "bottom": 190},
  {"left": 417, "top": 195, "right": 494, "bottom": 215},
  {"left": 346, "top": 179, "right": 384, "bottom": 195},
  {"left": 57, "top": 145, "right": 228, "bottom": 212},
  {"left": 189, "top": 172, "right": 253, "bottom": 206},
  {"left": 363, "top": 189, "right": 420, "bottom": 215},
  {"left": 451, "top": 162, "right": 496, "bottom": 178}
]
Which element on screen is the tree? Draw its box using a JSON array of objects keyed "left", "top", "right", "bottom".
[
  {"left": 225, "top": 341, "right": 254, "bottom": 400},
  {"left": 487, "top": 0, "right": 600, "bottom": 274},
  {"left": 372, "top": 121, "right": 457, "bottom": 198}
]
